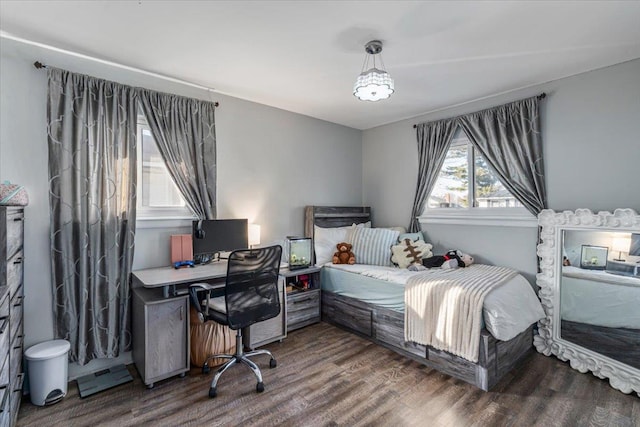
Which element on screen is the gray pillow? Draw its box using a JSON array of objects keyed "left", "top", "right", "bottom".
[{"left": 350, "top": 227, "right": 400, "bottom": 266}]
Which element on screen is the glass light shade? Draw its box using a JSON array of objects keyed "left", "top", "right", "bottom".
[
  {"left": 353, "top": 68, "right": 395, "bottom": 101},
  {"left": 248, "top": 224, "right": 261, "bottom": 247}
]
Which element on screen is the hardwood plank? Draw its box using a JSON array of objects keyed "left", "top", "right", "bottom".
[{"left": 17, "top": 322, "right": 639, "bottom": 427}]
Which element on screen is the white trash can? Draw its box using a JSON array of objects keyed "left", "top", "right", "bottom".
[{"left": 24, "top": 339, "right": 70, "bottom": 406}]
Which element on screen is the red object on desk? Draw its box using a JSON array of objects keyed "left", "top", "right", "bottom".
[{"left": 171, "top": 234, "right": 193, "bottom": 264}]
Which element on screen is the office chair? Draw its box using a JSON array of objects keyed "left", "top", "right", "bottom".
[{"left": 189, "top": 245, "right": 282, "bottom": 398}]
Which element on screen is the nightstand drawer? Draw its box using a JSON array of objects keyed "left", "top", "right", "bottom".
[
  {"left": 287, "top": 290, "right": 320, "bottom": 313},
  {"left": 0, "top": 293, "right": 9, "bottom": 320},
  {"left": 0, "top": 352, "right": 9, "bottom": 387},
  {"left": 0, "top": 292, "right": 9, "bottom": 363},
  {"left": 0, "top": 317, "right": 9, "bottom": 358},
  {"left": 5, "top": 211, "right": 23, "bottom": 261},
  {"left": 9, "top": 295, "right": 22, "bottom": 342},
  {"left": 0, "top": 385, "right": 9, "bottom": 421},
  {"left": 287, "top": 290, "right": 320, "bottom": 330},
  {"left": 9, "top": 336, "right": 23, "bottom": 383},
  {"left": 6, "top": 251, "right": 23, "bottom": 300}
]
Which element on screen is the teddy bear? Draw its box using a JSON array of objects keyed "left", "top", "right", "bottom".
[
  {"left": 422, "top": 250, "right": 474, "bottom": 270},
  {"left": 391, "top": 238, "right": 433, "bottom": 269},
  {"left": 332, "top": 242, "right": 356, "bottom": 264}
]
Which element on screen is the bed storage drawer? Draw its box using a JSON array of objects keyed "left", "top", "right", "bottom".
[
  {"left": 331, "top": 295, "right": 372, "bottom": 337},
  {"left": 374, "top": 310, "right": 426, "bottom": 358}
]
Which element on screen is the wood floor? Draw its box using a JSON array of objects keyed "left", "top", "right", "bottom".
[{"left": 18, "top": 322, "right": 640, "bottom": 427}]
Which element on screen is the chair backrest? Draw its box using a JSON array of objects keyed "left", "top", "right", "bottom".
[{"left": 224, "top": 245, "right": 282, "bottom": 330}]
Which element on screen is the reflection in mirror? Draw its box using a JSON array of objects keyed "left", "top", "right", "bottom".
[
  {"left": 535, "top": 209, "right": 640, "bottom": 396},
  {"left": 561, "top": 230, "right": 640, "bottom": 369}
]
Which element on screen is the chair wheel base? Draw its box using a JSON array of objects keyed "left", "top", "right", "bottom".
[
  {"left": 202, "top": 364, "right": 210, "bottom": 374},
  {"left": 209, "top": 387, "right": 217, "bottom": 398},
  {"left": 256, "top": 382, "right": 264, "bottom": 393},
  {"left": 269, "top": 358, "right": 277, "bottom": 368}
]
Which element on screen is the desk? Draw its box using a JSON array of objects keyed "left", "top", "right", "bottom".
[
  {"left": 131, "top": 262, "right": 287, "bottom": 387},
  {"left": 132, "top": 261, "right": 228, "bottom": 297}
]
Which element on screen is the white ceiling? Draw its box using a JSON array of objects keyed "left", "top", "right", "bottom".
[{"left": 1, "top": 1, "right": 640, "bottom": 130}]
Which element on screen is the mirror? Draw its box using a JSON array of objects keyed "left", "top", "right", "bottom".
[{"left": 535, "top": 209, "right": 640, "bottom": 396}]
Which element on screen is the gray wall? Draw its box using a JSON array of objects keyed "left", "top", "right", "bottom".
[
  {"left": 0, "top": 37, "right": 362, "bottom": 376},
  {"left": 363, "top": 58, "right": 640, "bottom": 284}
]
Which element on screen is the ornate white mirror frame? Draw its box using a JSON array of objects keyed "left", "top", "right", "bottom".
[{"left": 534, "top": 208, "right": 640, "bottom": 395}]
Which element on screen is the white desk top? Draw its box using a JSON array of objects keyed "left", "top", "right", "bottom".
[
  {"left": 132, "top": 261, "right": 229, "bottom": 288},
  {"left": 132, "top": 261, "right": 314, "bottom": 289}
]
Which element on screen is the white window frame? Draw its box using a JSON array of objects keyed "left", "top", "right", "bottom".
[
  {"left": 418, "top": 136, "right": 536, "bottom": 228},
  {"left": 136, "top": 116, "right": 196, "bottom": 228}
]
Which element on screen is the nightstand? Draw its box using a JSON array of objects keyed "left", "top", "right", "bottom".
[{"left": 281, "top": 266, "right": 321, "bottom": 331}]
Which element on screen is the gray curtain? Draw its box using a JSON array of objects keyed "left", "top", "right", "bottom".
[
  {"left": 458, "top": 96, "right": 547, "bottom": 215},
  {"left": 408, "top": 119, "right": 457, "bottom": 231},
  {"left": 137, "top": 89, "right": 217, "bottom": 220},
  {"left": 47, "top": 68, "right": 137, "bottom": 365}
]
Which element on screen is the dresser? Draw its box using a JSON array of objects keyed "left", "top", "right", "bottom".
[{"left": 0, "top": 207, "right": 25, "bottom": 427}]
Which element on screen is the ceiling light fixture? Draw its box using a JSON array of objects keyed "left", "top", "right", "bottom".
[{"left": 353, "top": 40, "right": 394, "bottom": 102}]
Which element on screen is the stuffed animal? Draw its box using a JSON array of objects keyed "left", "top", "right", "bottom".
[
  {"left": 332, "top": 242, "right": 356, "bottom": 265},
  {"left": 390, "top": 238, "right": 433, "bottom": 269},
  {"left": 422, "top": 250, "right": 474, "bottom": 270}
]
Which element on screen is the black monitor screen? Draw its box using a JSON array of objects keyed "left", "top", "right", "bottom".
[
  {"left": 630, "top": 233, "right": 640, "bottom": 257},
  {"left": 192, "top": 219, "right": 248, "bottom": 263}
]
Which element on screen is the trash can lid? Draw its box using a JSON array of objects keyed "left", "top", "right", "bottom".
[{"left": 25, "top": 339, "right": 71, "bottom": 360}]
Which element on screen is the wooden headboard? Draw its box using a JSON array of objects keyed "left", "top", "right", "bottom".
[{"left": 304, "top": 206, "right": 371, "bottom": 239}]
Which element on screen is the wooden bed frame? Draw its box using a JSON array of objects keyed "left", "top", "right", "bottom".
[{"left": 304, "top": 205, "right": 535, "bottom": 391}]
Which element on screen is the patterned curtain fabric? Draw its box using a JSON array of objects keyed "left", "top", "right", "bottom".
[
  {"left": 458, "top": 96, "right": 547, "bottom": 215},
  {"left": 137, "top": 89, "right": 217, "bottom": 220},
  {"left": 47, "top": 68, "right": 137, "bottom": 365},
  {"left": 408, "top": 119, "right": 457, "bottom": 232}
]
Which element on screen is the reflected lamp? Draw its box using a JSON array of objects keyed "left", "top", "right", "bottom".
[{"left": 612, "top": 235, "right": 631, "bottom": 261}]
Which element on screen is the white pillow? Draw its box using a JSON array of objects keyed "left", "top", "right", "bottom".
[
  {"left": 350, "top": 227, "right": 400, "bottom": 266},
  {"left": 313, "top": 222, "right": 372, "bottom": 266},
  {"left": 382, "top": 226, "right": 406, "bottom": 234},
  {"left": 314, "top": 225, "right": 352, "bottom": 265}
]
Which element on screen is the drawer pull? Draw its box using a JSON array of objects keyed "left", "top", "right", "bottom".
[
  {"left": 12, "top": 217, "right": 23, "bottom": 222},
  {"left": 12, "top": 296, "right": 23, "bottom": 307},
  {"left": 0, "top": 318, "right": 8, "bottom": 334},
  {"left": 12, "top": 258, "right": 22, "bottom": 265}
]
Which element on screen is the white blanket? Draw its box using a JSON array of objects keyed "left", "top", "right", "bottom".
[{"left": 404, "top": 264, "right": 518, "bottom": 362}]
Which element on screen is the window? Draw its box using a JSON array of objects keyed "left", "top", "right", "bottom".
[
  {"left": 422, "top": 134, "right": 534, "bottom": 227},
  {"left": 136, "top": 117, "right": 194, "bottom": 221}
]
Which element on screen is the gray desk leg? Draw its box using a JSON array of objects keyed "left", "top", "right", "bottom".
[{"left": 162, "top": 285, "right": 177, "bottom": 298}]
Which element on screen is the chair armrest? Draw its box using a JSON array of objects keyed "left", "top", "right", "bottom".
[{"left": 189, "top": 283, "right": 219, "bottom": 322}]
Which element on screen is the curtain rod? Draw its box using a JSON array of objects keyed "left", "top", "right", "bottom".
[
  {"left": 33, "top": 61, "right": 220, "bottom": 107},
  {"left": 411, "top": 92, "right": 546, "bottom": 128}
]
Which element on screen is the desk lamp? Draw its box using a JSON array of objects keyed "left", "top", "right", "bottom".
[{"left": 248, "top": 224, "right": 261, "bottom": 249}]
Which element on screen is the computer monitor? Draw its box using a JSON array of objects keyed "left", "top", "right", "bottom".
[
  {"left": 630, "top": 233, "right": 640, "bottom": 257},
  {"left": 192, "top": 219, "right": 248, "bottom": 264}
]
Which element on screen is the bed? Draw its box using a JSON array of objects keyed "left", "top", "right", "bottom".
[{"left": 304, "top": 205, "right": 544, "bottom": 391}]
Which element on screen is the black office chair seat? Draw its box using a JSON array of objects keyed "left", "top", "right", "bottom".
[{"left": 189, "top": 245, "right": 282, "bottom": 398}]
